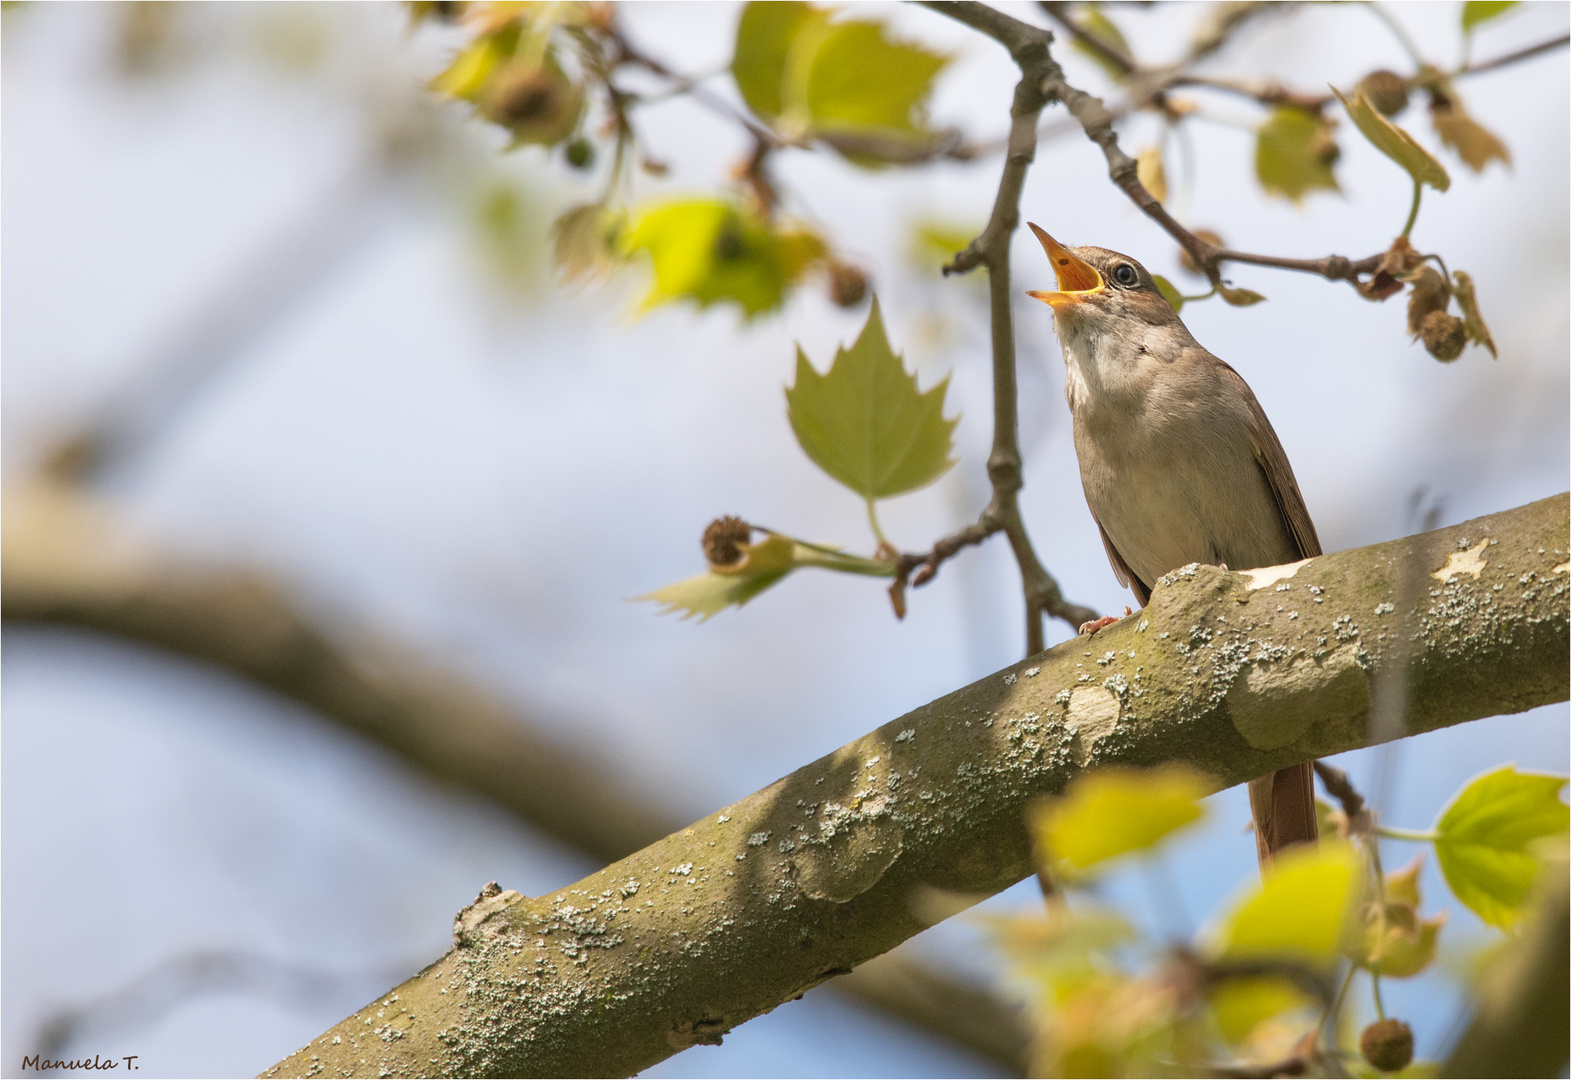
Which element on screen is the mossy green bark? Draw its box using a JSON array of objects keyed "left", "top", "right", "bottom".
[{"left": 264, "top": 495, "right": 1569, "bottom": 1079}]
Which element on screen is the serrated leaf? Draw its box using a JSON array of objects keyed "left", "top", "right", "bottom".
[
  {"left": 786, "top": 297, "right": 957, "bottom": 500},
  {"left": 638, "top": 566, "right": 790, "bottom": 622},
  {"left": 1255, "top": 106, "right": 1341, "bottom": 201},
  {"left": 1462, "top": 0, "right": 1518, "bottom": 32},
  {"left": 1352, "top": 899, "right": 1446, "bottom": 978},
  {"left": 731, "top": 0, "right": 828, "bottom": 122},
  {"left": 623, "top": 198, "right": 820, "bottom": 317},
  {"left": 1219, "top": 285, "right": 1265, "bottom": 306},
  {"left": 1208, "top": 842, "right": 1361, "bottom": 967},
  {"left": 1334, "top": 88, "right": 1450, "bottom": 192},
  {"left": 1137, "top": 145, "right": 1167, "bottom": 204},
  {"left": 1451, "top": 270, "right": 1497, "bottom": 358},
  {"left": 1029, "top": 765, "right": 1211, "bottom": 880},
  {"left": 1431, "top": 100, "right": 1511, "bottom": 172},
  {"left": 1432, "top": 765, "right": 1568, "bottom": 930},
  {"left": 1152, "top": 274, "right": 1184, "bottom": 313}
]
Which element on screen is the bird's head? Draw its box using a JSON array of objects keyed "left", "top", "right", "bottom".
[{"left": 1025, "top": 222, "right": 1178, "bottom": 332}]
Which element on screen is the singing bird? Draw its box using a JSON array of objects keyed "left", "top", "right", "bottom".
[{"left": 1025, "top": 222, "right": 1319, "bottom": 865}]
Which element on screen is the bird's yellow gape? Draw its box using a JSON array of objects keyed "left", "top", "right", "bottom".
[{"left": 1024, "top": 222, "right": 1104, "bottom": 307}]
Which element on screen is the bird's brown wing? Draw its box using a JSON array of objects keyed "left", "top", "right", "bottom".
[
  {"left": 1094, "top": 515, "right": 1152, "bottom": 606},
  {"left": 1219, "top": 362, "right": 1323, "bottom": 560}
]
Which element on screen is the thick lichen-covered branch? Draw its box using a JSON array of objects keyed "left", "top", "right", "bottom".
[
  {"left": 0, "top": 477, "right": 1031, "bottom": 1073},
  {"left": 267, "top": 495, "right": 1569, "bottom": 1079}
]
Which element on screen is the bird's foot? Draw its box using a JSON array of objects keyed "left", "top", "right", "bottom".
[{"left": 1078, "top": 606, "right": 1133, "bottom": 636}]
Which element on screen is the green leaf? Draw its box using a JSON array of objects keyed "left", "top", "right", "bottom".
[
  {"left": 1433, "top": 765, "right": 1568, "bottom": 930},
  {"left": 638, "top": 566, "right": 791, "bottom": 622},
  {"left": 1209, "top": 842, "right": 1361, "bottom": 967},
  {"left": 786, "top": 297, "right": 957, "bottom": 500},
  {"left": 986, "top": 908, "right": 1134, "bottom": 1002},
  {"left": 1451, "top": 270, "right": 1498, "bottom": 358},
  {"left": 1208, "top": 975, "right": 1316, "bottom": 1045},
  {"left": 1151, "top": 274, "right": 1184, "bottom": 313},
  {"left": 1462, "top": 1, "right": 1518, "bottom": 32},
  {"left": 1070, "top": 4, "right": 1132, "bottom": 82},
  {"left": 907, "top": 219, "right": 980, "bottom": 272},
  {"left": 731, "top": 1, "right": 828, "bottom": 122},
  {"left": 1255, "top": 106, "right": 1341, "bottom": 202},
  {"left": 801, "top": 22, "right": 947, "bottom": 132},
  {"left": 1334, "top": 88, "right": 1450, "bottom": 192},
  {"left": 622, "top": 198, "right": 821, "bottom": 317},
  {"left": 1219, "top": 285, "right": 1265, "bottom": 307},
  {"left": 431, "top": 24, "right": 517, "bottom": 102},
  {"left": 1029, "top": 765, "right": 1211, "bottom": 880}
]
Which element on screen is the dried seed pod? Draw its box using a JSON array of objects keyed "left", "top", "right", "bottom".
[
  {"left": 1358, "top": 70, "right": 1411, "bottom": 116},
  {"left": 827, "top": 262, "right": 869, "bottom": 308},
  {"left": 1405, "top": 265, "right": 1450, "bottom": 335},
  {"left": 1421, "top": 309, "right": 1467, "bottom": 361},
  {"left": 1360, "top": 1018, "right": 1414, "bottom": 1073},
  {"left": 702, "top": 516, "right": 752, "bottom": 568}
]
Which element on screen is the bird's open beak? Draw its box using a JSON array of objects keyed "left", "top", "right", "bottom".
[{"left": 1025, "top": 222, "right": 1103, "bottom": 308}]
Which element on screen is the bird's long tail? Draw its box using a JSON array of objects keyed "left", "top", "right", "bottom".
[{"left": 1247, "top": 763, "right": 1319, "bottom": 866}]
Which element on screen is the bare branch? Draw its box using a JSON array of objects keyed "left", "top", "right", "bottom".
[
  {"left": 264, "top": 494, "right": 1571, "bottom": 1078},
  {"left": 0, "top": 477, "right": 1032, "bottom": 1074},
  {"left": 919, "top": 1, "right": 1097, "bottom": 650}
]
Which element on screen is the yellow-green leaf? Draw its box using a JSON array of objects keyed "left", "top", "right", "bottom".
[
  {"left": 1070, "top": 4, "right": 1132, "bottom": 82},
  {"left": 1433, "top": 765, "right": 1568, "bottom": 930},
  {"left": 431, "top": 24, "right": 516, "bottom": 102},
  {"left": 1219, "top": 285, "right": 1265, "bottom": 307},
  {"left": 731, "top": 0, "right": 828, "bottom": 122},
  {"left": 1030, "top": 765, "right": 1211, "bottom": 880},
  {"left": 1255, "top": 106, "right": 1341, "bottom": 201},
  {"left": 986, "top": 908, "right": 1134, "bottom": 1003},
  {"left": 1152, "top": 274, "right": 1184, "bottom": 313},
  {"left": 786, "top": 297, "right": 957, "bottom": 500},
  {"left": 1334, "top": 88, "right": 1450, "bottom": 192},
  {"left": 1451, "top": 270, "right": 1497, "bottom": 358},
  {"left": 638, "top": 533, "right": 803, "bottom": 621},
  {"left": 550, "top": 202, "right": 624, "bottom": 285},
  {"left": 792, "top": 18, "right": 948, "bottom": 155},
  {"left": 1351, "top": 898, "right": 1446, "bottom": 978},
  {"left": 1137, "top": 145, "right": 1167, "bottom": 204},
  {"left": 1462, "top": 1, "right": 1518, "bottom": 32},
  {"left": 1208, "top": 975, "right": 1316, "bottom": 1045},
  {"left": 907, "top": 219, "right": 979, "bottom": 272},
  {"left": 622, "top": 198, "right": 814, "bottom": 317},
  {"left": 1431, "top": 100, "right": 1512, "bottom": 172},
  {"left": 1209, "top": 842, "right": 1361, "bottom": 967}
]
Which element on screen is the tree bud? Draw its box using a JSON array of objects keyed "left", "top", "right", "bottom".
[
  {"left": 828, "top": 263, "right": 869, "bottom": 308},
  {"left": 702, "top": 516, "right": 752, "bottom": 568},
  {"left": 1420, "top": 310, "right": 1466, "bottom": 361},
  {"left": 1360, "top": 1018, "right": 1414, "bottom": 1073},
  {"left": 1357, "top": 70, "right": 1410, "bottom": 116}
]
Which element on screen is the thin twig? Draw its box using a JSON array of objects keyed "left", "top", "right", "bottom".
[{"left": 918, "top": 1, "right": 1099, "bottom": 649}]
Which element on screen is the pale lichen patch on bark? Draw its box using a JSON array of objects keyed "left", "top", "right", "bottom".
[
  {"left": 1241, "top": 558, "right": 1312, "bottom": 590},
  {"left": 1433, "top": 538, "right": 1492, "bottom": 581},
  {"left": 1065, "top": 685, "right": 1120, "bottom": 765}
]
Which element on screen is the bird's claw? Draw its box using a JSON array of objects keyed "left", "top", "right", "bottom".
[{"left": 1078, "top": 607, "right": 1134, "bottom": 636}]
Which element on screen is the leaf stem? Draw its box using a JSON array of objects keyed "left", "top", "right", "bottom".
[
  {"left": 865, "top": 498, "right": 889, "bottom": 547},
  {"left": 1400, "top": 178, "right": 1422, "bottom": 239},
  {"left": 1376, "top": 826, "right": 1438, "bottom": 843},
  {"left": 1371, "top": 968, "right": 1387, "bottom": 1021}
]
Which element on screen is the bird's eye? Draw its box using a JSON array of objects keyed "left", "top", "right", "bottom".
[{"left": 1113, "top": 264, "right": 1138, "bottom": 286}]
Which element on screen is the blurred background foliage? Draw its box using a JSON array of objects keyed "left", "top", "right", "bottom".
[{"left": 2, "top": 2, "right": 1567, "bottom": 1077}]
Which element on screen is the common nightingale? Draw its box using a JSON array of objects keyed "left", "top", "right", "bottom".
[{"left": 1026, "top": 222, "right": 1319, "bottom": 865}]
